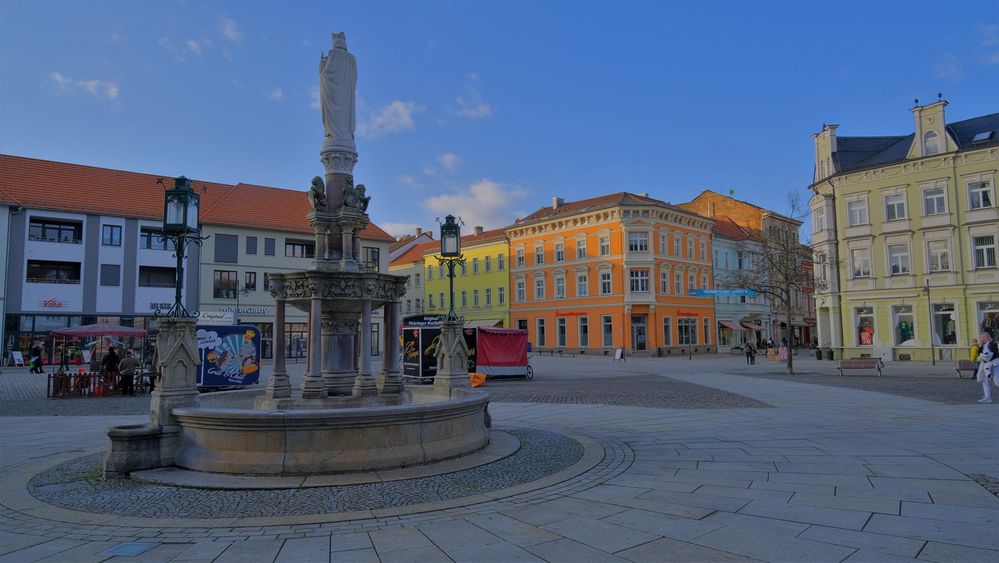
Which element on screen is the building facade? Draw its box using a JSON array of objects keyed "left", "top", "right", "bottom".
[
  {"left": 422, "top": 227, "right": 509, "bottom": 327},
  {"left": 810, "top": 101, "right": 999, "bottom": 361},
  {"left": 710, "top": 217, "right": 771, "bottom": 349},
  {"left": 389, "top": 240, "right": 435, "bottom": 317},
  {"left": 0, "top": 204, "right": 10, "bottom": 358},
  {"left": 508, "top": 193, "right": 716, "bottom": 355}
]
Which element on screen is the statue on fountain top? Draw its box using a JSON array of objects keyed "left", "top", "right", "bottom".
[{"left": 319, "top": 32, "right": 357, "bottom": 153}]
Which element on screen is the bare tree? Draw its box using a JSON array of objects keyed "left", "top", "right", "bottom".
[{"left": 723, "top": 192, "right": 816, "bottom": 375}]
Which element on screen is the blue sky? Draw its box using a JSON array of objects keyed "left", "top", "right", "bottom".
[{"left": 2, "top": 1, "right": 997, "bottom": 236}]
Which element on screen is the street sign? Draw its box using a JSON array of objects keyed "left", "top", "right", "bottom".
[{"left": 689, "top": 288, "right": 757, "bottom": 297}]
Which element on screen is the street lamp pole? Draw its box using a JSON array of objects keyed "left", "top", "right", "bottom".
[
  {"left": 160, "top": 176, "right": 208, "bottom": 318},
  {"left": 436, "top": 215, "right": 465, "bottom": 322},
  {"left": 923, "top": 280, "right": 935, "bottom": 366}
]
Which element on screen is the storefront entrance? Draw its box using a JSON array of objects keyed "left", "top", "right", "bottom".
[{"left": 631, "top": 315, "right": 647, "bottom": 352}]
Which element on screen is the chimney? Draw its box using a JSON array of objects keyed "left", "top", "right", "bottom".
[
  {"left": 552, "top": 197, "right": 565, "bottom": 209},
  {"left": 415, "top": 227, "right": 422, "bottom": 237},
  {"left": 474, "top": 226, "right": 484, "bottom": 236},
  {"left": 707, "top": 202, "right": 715, "bottom": 218}
]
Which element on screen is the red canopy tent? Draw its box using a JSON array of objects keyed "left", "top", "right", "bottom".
[
  {"left": 476, "top": 327, "right": 531, "bottom": 378},
  {"left": 51, "top": 323, "right": 148, "bottom": 337}
]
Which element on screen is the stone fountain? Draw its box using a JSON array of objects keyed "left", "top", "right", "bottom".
[{"left": 104, "top": 32, "right": 489, "bottom": 478}]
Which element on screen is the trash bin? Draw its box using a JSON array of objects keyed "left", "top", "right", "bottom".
[
  {"left": 825, "top": 349, "right": 834, "bottom": 361},
  {"left": 816, "top": 349, "right": 823, "bottom": 360}
]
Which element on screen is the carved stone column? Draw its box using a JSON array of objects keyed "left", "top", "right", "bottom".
[
  {"left": 263, "top": 297, "right": 291, "bottom": 399},
  {"left": 379, "top": 301, "right": 403, "bottom": 394},
  {"left": 434, "top": 317, "right": 470, "bottom": 397},
  {"left": 301, "top": 294, "right": 326, "bottom": 399},
  {"left": 150, "top": 316, "right": 201, "bottom": 426},
  {"left": 353, "top": 298, "right": 377, "bottom": 396}
]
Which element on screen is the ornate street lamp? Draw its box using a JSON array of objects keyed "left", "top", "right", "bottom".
[
  {"left": 436, "top": 215, "right": 465, "bottom": 321},
  {"left": 922, "top": 280, "right": 935, "bottom": 366},
  {"left": 160, "top": 176, "right": 208, "bottom": 318}
]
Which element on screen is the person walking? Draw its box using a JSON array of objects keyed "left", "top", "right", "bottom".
[
  {"left": 29, "top": 345, "right": 43, "bottom": 374},
  {"left": 976, "top": 332, "right": 998, "bottom": 403},
  {"left": 101, "top": 347, "right": 120, "bottom": 393},
  {"left": 744, "top": 343, "right": 755, "bottom": 365},
  {"left": 117, "top": 349, "right": 139, "bottom": 396}
]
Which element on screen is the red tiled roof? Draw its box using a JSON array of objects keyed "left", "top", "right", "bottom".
[
  {"left": 514, "top": 192, "right": 703, "bottom": 226},
  {"left": 0, "top": 154, "right": 393, "bottom": 241},
  {"left": 390, "top": 240, "right": 439, "bottom": 266},
  {"left": 712, "top": 215, "right": 756, "bottom": 241},
  {"left": 461, "top": 227, "right": 507, "bottom": 245}
]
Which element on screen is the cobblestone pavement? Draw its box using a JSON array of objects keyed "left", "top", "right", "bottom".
[
  {"left": 2, "top": 359, "right": 999, "bottom": 561},
  {"left": 736, "top": 370, "right": 983, "bottom": 404}
]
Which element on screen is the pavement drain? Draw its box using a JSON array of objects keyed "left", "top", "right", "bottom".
[{"left": 28, "top": 427, "right": 584, "bottom": 518}]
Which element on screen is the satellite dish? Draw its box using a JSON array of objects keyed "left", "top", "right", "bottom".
[{"left": 728, "top": 189, "right": 736, "bottom": 196}]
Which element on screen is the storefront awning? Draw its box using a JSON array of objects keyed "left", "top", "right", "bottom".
[
  {"left": 741, "top": 322, "right": 763, "bottom": 331},
  {"left": 464, "top": 319, "right": 503, "bottom": 328},
  {"left": 789, "top": 321, "right": 810, "bottom": 327},
  {"left": 718, "top": 320, "right": 743, "bottom": 331}
]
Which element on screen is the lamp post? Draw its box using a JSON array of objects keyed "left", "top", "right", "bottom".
[
  {"left": 923, "top": 279, "right": 935, "bottom": 366},
  {"left": 233, "top": 283, "right": 251, "bottom": 325},
  {"left": 436, "top": 215, "right": 465, "bottom": 321},
  {"left": 161, "top": 176, "right": 208, "bottom": 318}
]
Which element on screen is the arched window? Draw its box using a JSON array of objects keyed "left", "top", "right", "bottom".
[{"left": 923, "top": 131, "right": 940, "bottom": 156}]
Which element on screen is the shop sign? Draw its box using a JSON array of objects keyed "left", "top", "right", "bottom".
[
  {"left": 555, "top": 311, "right": 586, "bottom": 317},
  {"left": 688, "top": 289, "right": 756, "bottom": 297},
  {"left": 219, "top": 306, "right": 268, "bottom": 315},
  {"left": 198, "top": 311, "right": 235, "bottom": 324},
  {"left": 403, "top": 314, "right": 445, "bottom": 327},
  {"left": 677, "top": 311, "right": 700, "bottom": 317},
  {"left": 40, "top": 298, "right": 66, "bottom": 309},
  {"left": 149, "top": 302, "right": 173, "bottom": 311}
]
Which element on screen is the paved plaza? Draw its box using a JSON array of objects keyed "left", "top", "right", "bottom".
[{"left": 1, "top": 355, "right": 998, "bottom": 561}]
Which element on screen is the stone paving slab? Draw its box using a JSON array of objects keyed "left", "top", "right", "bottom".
[{"left": 797, "top": 525, "right": 924, "bottom": 558}]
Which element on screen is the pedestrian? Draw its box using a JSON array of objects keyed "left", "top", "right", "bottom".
[
  {"left": 101, "top": 347, "right": 120, "bottom": 393},
  {"left": 976, "top": 332, "right": 998, "bottom": 403},
  {"left": 29, "top": 345, "right": 43, "bottom": 374},
  {"left": 117, "top": 349, "right": 139, "bottom": 396},
  {"left": 971, "top": 339, "right": 981, "bottom": 374},
  {"left": 744, "top": 343, "right": 755, "bottom": 365}
]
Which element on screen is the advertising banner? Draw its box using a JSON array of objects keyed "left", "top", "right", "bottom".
[{"left": 196, "top": 324, "right": 261, "bottom": 387}]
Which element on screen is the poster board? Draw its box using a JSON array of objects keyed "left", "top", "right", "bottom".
[
  {"left": 196, "top": 325, "right": 261, "bottom": 387},
  {"left": 614, "top": 348, "right": 624, "bottom": 361},
  {"left": 9, "top": 351, "right": 24, "bottom": 367}
]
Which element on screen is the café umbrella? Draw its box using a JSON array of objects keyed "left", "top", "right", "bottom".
[{"left": 50, "top": 323, "right": 148, "bottom": 370}]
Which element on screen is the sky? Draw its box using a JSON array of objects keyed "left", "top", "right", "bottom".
[{"left": 2, "top": 1, "right": 998, "bottom": 237}]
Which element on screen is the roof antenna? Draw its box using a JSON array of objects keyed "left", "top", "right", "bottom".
[
  {"left": 937, "top": 92, "right": 943, "bottom": 99},
  {"left": 728, "top": 189, "right": 736, "bottom": 196},
  {"left": 913, "top": 98, "right": 919, "bottom": 105}
]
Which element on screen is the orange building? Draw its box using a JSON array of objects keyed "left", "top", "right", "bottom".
[{"left": 507, "top": 193, "right": 716, "bottom": 356}]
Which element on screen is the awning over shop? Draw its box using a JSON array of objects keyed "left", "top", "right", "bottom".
[
  {"left": 718, "top": 320, "right": 744, "bottom": 331},
  {"left": 789, "top": 321, "right": 809, "bottom": 327},
  {"left": 741, "top": 322, "right": 763, "bottom": 331},
  {"left": 464, "top": 319, "right": 503, "bottom": 328}
]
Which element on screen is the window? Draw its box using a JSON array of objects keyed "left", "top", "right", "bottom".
[
  {"left": 516, "top": 248, "right": 525, "bottom": 267},
  {"left": 473, "top": 257, "right": 479, "bottom": 273},
  {"left": 703, "top": 318, "right": 711, "bottom": 345},
  {"left": 674, "top": 272, "right": 683, "bottom": 295},
  {"left": 484, "top": 256, "right": 492, "bottom": 272},
  {"left": 847, "top": 200, "right": 868, "bottom": 226},
  {"left": 415, "top": 273, "right": 421, "bottom": 287},
  {"left": 535, "top": 246, "right": 545, "bottom": 265},
  {"left": 406, "top": 300, "right": 412, "bottom": 313},
  {"left": 892, "top": 305, "right": 915, "bottom": 346},
  {"left": 969, "top": 180, "right": 994, "bottom": 210},
  {"left": 663, "top": 317, "right": 672, "bottom": 347},
  {"left": 816, "top": 253, "right": 827, "bottom": 282},
  {"left": 660, "top": 232, "right": 668, "bottom": 254},
  {"left": 516, "top": 279, "right": 526, "bottom": 301},
  {"left": 628, "top": 232, "right": 648, "bottom": 252},
  {"left": 577, "top": 238, "right": 587, "bottom": 259},
  {"left": 923, "top": 131, "right": 940, "bottom": 155},
  {"left": 673, "top": 236, "right": 681, "bottom": 257},
  {"left": 887, "top": 244, "right": 910, "bottom": 275},
  {"left": 600, "top": 271, "right": 612, "bottom": 295},
  {"left": 557, "top": 318, "right": 567, "bottom": 347},
  {"left": 26, "top": 260, "right": 81, "bottom": 284},
  {"left": 555, "top": 276, "right": 566, "bottom": 298},
  {"left": 699, "top": 240, "right": 707, "bottom": 260},
  {"left": 602, "top": 315, "right": 613, "bottom": 347},
  {"left": 213, "top": 270, "right": 237, "bottom": 298},
  {"left": 264, "top": 273, "right": 270, "bottom": 291},
  {"left": 415, "top": 298, "right": 422, "bottom": 311},
  {"left": 678, "top": 318, "right": 698, "bottom": 345},
  {"left": 737, "top": 252, "right": 744, "bottom": 269},
  {"left": 812, "top": 207, "right": 826, "bottom": 232},
  {"left": 576, "top": 272, "right": 589, "bottom": 296},
  {"left": 264, "top": 237, "right": 276, "bottom": 256},
  {"left": 428, "top": 294, "right": 434, "bottom": 309},
  {"left": 244, "top": 271, "right": 257, "bottom": 291},
  {"left": 439, "top": 292, "right": 445, "bottom": 309},
  {"left": 101, "top": 225, "right": 122, "bottom": 246},
  {"left": 140, "top": 228, "right": 174, "bottom": 250},
  {"left": 688, "top": 271, "right": 696, "bottom": 291},
  {"left": 29, "top": 218, "right": 82, "bottom": 243},
  {"left": 427, "top": 265, "right": 433, "bottom": 281},
  {"left": 884, "top": 194, "right": 906, "bottom": 221},
  {"left": 932, "top": 304, "right": 957, "bottom": 345},
  {"left": 928, "top": 240, "right": 950, "bottom": 272},
  {"left": 285, "top": 241, "right": 314, "bottom": 258},
  {"left": 439, "top": 264, "right": 445, "bottom": 278},
  {"left": 702, "top": 272, "right": 709, "bottom": 289},
  {"left": 498, "top": 253, "right": 505, "bottom": 270},
  {"left": 215, "top": 234, "right": 239, "bottom": 263},
  {"left": 535, "top": 278, "right": 545, "bottom": 299},
  {"left": 851, "top": 248, "right": 871, "bottom": 278},
  {"left": 370, "top": 323, "right": 380, "bottom": 356},
  {"left": 246, "top": 236, "right": 258, "bottom": 255},
  {"left": 362, "top": 247, "right": 380, "bottom": 271},
  {"left": 660, "top": 271, "right": 670, "bottom": 293},
  {"left": 473, "top": 290, "right": 479, "bottom": 307},
  {"left": 687, "top": 238, "right": 694, "bottom": 258},
  {"left": 461, "top": 290, "right": 467, "bottom": 308},
  {"left": 485, "top": 288, "right": 492, "bottom": 305},
  {"left": 629, "top": 270, "right": 649, "bottom": 292},
  {"left": 138, "top": 266, "right": 175, "bottom": 288},
  {"left": 973, "top": 235, "right": 997, "bottom": 269},
  {"left": 462, "top": 262, "right": 467, "bottom": 275},
  {"left": 579, "top": 317, "right": 589, "bottom": 347},
  {"left": 599, "top": 236, "right": 610, "bottom": 256},
  {"left": 498, "top": 287, "right": 505, "bottom": 304},
  {"left": 100, "top": 264, "right": 120, "bottom": 286},
  {"left": 856, "top": 306, "right": 875, "bottom": 346},
  {"left": 536, "top": 318, "right": 547, "bottom": 347},
  {"left": 555, "top": 243, "right": 565, "bottom": 262},
  {"left": 923, "top": 187, "right": 947, "bottom": 215}
]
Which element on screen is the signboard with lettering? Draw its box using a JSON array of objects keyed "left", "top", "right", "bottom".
[
  {"left": 198, "top": 311, "right": 235, "bottom": 324},
  {"left": 219, "top": 306, "right": 269, "bottom": 315},
  {"left": 402, "top": 314, "right": 445, "bottom": 328},
  {"left": 688, "top": 289, "right": 757, "bottom": 297},
  {"left": 195, "top": 324, "right": 261, "bottom": 387},
  {"left": 40, "top": 298, "right": 66, "bottom": 309},
  {"left": 555, "top": 311, "right": 587, "bottom": 317},
  {"left": 677, "top": 311, "right": 700, "bottom": 317}
]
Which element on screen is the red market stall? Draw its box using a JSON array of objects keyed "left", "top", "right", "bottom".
[{"left": 476, "top": 327, "right": 532, "bottom": 379}]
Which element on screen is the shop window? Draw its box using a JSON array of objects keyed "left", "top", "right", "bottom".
[
  {"left": 703, "top": 317, "right": 711, "bottom": 345},
  {"left": 536, "top": 318, "right": 546, "bottom": 347},
  {"left": 856, "top": 307, "right": 874, "bottom": 346},
  {"left": 979, "top": 302, "right": 999, "bottom": 338},
  {"left": 579, "top": 317, "right": 589, "bottom": 347},
  {"left": 892, "top": 305, "right": 915, "bottom": 346},
  {"left": 601, "top": 315, "right": 613, "bottom": 347},
  {"left": 663, "top": 317, "right": 672, "bottom": 346},
  {"left": 26, "top": 260, "right": 81, "bottom": 284},
  {"left": 932, "top": 304, "right": 957, "bottom": 345},
  {"left": 678, "top": 318, "right": 697, "bottom": 346},
  {"left": 557, "top": 318, "right": 567, "bottom": 347}
]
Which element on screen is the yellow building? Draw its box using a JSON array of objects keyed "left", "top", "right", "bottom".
[{"left": 424, "top": 227, "right": 510, "bottom": 327}]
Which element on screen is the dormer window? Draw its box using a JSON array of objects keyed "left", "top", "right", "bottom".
[{"left": 923, "top": 131, "right": 940, "bottom": 156}]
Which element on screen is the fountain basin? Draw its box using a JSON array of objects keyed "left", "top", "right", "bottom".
[{"left": 171, "top": 387, "right": 489, "bottom": 475}]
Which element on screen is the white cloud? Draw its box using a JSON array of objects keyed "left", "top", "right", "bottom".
[
  {"left": 982, "top": 24, "right": 999, "bottom": 64},
  {"left": 267, "top": 88, "right": 286, "bottom": 101},
  {"left": 50, "top": 71, "right": 119, "bottom": 100},
  {"left": 456, "top": 73, "right": 492, "bottom": 118},
  {"left": 309, "top": 86, "right": 320, "bottom": 109},
  {"left": 158, "top": 37, "right": 186, "bottom": 61},
  {"left": 358, "top": 100, "right": 422, "bottom": 138},
  {"left": 934, "top": 55, "right": 962, "bottom": 80},
  {"left": 186, "top": 40, "right": 203, "bottom": 57},
  {"left": 231, "top": 79, "right": 243, "bottom": 88},
  {"left": 436, "top": 153, "right": 461, "bottom": 172},
  {"left": 218, "top": 17, "right": 243, "bottom": 44},
  {"left": 397, "top": 174, "right": 420, "bottom": 188},
  {"left": 422, "top": 179, "right": 527, "bottom": 230},
  {"left": 380, "top": 222, "right": 424, "bottom": 237}
]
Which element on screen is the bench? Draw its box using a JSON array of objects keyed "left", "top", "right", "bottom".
[
  {"left": 836, "top": 358, "right": 884, "bottom": 377},
  {"left": 955, "top": 360, "right": 976, "bottom": 379}
]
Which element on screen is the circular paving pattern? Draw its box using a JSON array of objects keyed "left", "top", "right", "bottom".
[{"left": 28, "top": 427, "right": 583, "bottom": 518}]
